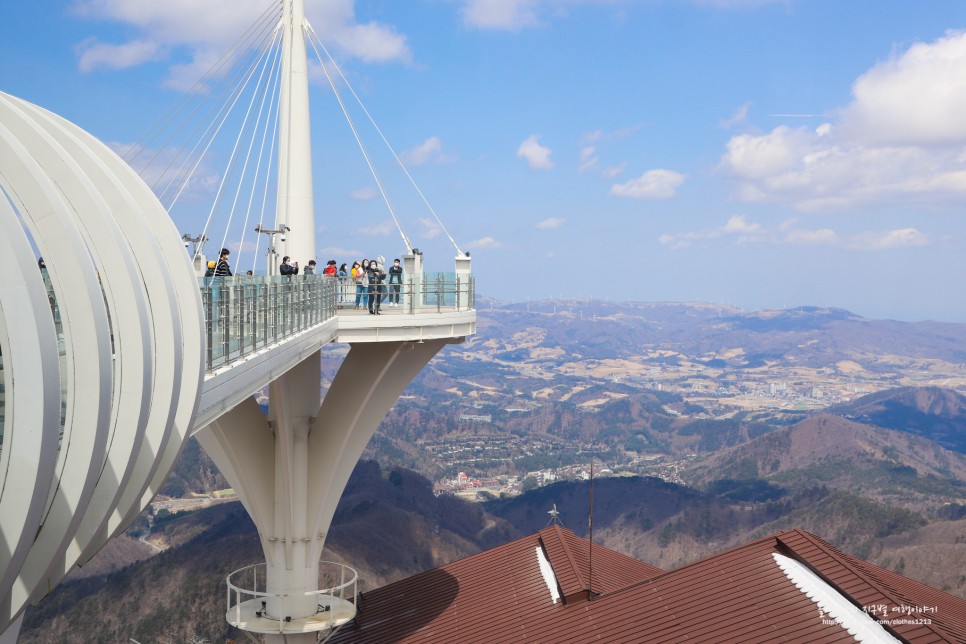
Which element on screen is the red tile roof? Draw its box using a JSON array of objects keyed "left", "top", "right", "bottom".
[{"left": 328, "top": 527, "right": 965, "bottom": 643}]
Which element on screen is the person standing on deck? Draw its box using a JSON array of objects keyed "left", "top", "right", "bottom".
[
  {"left": 279, "top": 256, "right": 299, "bottom": 276},
  {"left": 366, "top": 259, "right": 386, "bottom": 315},
  {"left": 387, "top": 258, "right": 403, "bottom": 307}
]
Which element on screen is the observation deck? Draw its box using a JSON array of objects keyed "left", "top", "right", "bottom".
[
  {"left": 225, "top": 561, "right": 358, "bottom": 637},
  {"left": 194, "top": 271, "right": 475, "bottom": 430}
]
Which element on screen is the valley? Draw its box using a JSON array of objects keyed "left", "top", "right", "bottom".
[{"left": 20, "top": 299, "right": 966, "bottom": 641}]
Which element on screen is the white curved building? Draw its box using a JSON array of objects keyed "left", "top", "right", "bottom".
[
  {"left": 0, "top": 2, "right": 475, "bottom": 642},
  {"left": 0, "top": 91, "right": 206, "bottom": 639}
]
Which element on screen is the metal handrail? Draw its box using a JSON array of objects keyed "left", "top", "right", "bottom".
[{"left": 226, "top": 561, "right": 358, "bottom": 634}]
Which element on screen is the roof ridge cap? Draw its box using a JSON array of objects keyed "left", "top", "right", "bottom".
[{"left": 543, "top": 524, "right": 588, "bottom": 592}]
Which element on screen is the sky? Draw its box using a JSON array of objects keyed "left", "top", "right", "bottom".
[{"left": 3, "top": 0, "right": 966, "bottom": 322}]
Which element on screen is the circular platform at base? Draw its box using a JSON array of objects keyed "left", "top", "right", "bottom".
[{"left": 227, "top": 595, "right": 356, "bottom": 635}]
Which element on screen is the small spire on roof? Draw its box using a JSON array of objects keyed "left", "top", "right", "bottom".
[{"left": 547, "top": 504, "right": 563, "bottom": 527}]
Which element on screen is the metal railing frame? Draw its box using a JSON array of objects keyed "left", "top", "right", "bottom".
[{"left": 225, "top": 561, "right": 358, "bottom": 635}]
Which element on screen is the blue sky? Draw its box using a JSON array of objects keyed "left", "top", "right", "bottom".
[{"left": 3, "top": 1, "right": 966, "bottom": 321}]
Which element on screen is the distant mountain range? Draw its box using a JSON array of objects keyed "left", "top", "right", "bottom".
[
  {"left": 831, "top": 385, "right": 966, "bottom": 453},
  {"left": 22, "top": 299, "right": 966, "bottom": 640},
  {"left": 23, "top": 460, "right": 965, "bottom": 642},
  {"left": 471, "top": 300, "right": 966, "bottom": 368}
]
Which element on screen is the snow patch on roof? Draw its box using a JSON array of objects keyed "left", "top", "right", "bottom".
[
  {"left": 536, "top": 546, "right": 561, "bottom": 604},
  {"left": 772, "top": 553, "right": 901, "bottom": 643}
]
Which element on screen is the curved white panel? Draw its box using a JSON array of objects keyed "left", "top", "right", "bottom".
[
  {"left": 0, "top": 194, "right": 61, "bottom": 604},
  {"left": 0, "top": 91, "right": 204, "bottom": 632}
]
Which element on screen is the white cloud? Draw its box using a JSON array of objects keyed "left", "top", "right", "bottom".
[
  {"left": 578, "top": 146, "right": 598, "bottom": 173},
  {"left": 848, "top": 228, "right": 928, "bottom": 251},
  {"left": 517, "top": 134, "right": 554, "bottom": 170},
  {"left": 319, "top": 245, "right": 364, "bottom": 259},
  {"left": 783, "top": 228, "right": 840, "bottom": 246},
  {"left": 358, "top": 221, "right": 394, "bottom": 237},
  {"left": 76, "top": 38, "right": 164, "bottom": 72},
  {"left": 840, "top": 31, "right": 966, "bottom": 145},
  {"left": 719, "top": 102, "right": 751, "bottom": 128},
  {"left": 601, "top": 163, "right": 626, "bottom": 179},
  {"left": 460, "top": 0, "right": 778, "bottom": 31},
  {"left": 416, "top": 217, "right": 443, "bottom": 239},
  {"left": 535, "top": 217, "right": 566, "bottom": 230},
  {"left": 660, "top": 216, "right": 925, "bottom": 252},
  {"left": 465, "top": 235, "right": 503, "bottom": 249},
  {"left": 461, "top": 0, "right": 540, "bottom": 30},
  {"left": 400, "top": 137, "right": 456, "bottom": 166},
  {"left": 610, "top": 169, "right": 685, "bottom": 200},
  {"left": 351, "top": 187, "right": 377, "bottom": 200},
  {"left": 73, "top": 0, "right": 411, "bottom": 82},
  {"left": 722, "top": 214, "right": 762, "bottom": 235},
  {"left": 110, "top": 141, "right": 220, "bottom": 203},
  {"left": 719, "top": 30, "right": 966, "bottom": 211}
]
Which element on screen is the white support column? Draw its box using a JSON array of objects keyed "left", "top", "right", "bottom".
[
  {"left": 196, "top": 339, "right": 449, "bottom": 642},
  {"left": 276, "top": 0, "right": 316, "bottom": 267}
]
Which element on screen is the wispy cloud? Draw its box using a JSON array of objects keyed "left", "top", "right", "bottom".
[
  {"left": 611, "top": 169, "right": 685, "bottom": 200},
  {"left": 517, "top": 134, "right": 554, "bottom": 170},
  {"left": 73, "top": 0, "right": 411, "bottom": 86},
  {"left": 601, "top": 163, "right": 626, "bottom": 179},
  {"left": 460, "top": 0, "right": 780, "bottom": 31},
  {"left": 660, "top": 215, "right": 927, "bottom": 251},
  {"left": 578, "top": 146, "right": 598, "bottom": 173},
  {"left": 465, "top": 235, "right": 503, "bottom": 249},
  {"left": 460, "top": 0, "right": 541, "bottom": 30},
  {"left": 415, "top": 217, "right": 442, "bottom": 239},
  {"left": 76, "top": 37, "right": 164, "bottom": 72},
  {"left": 320, "top": 245, "right": 364, "bottom": 259},
  {"left": 358, "top": 221, "right": 394, "bottom": 237},
  {"left": 351, "top": 187, "right": 377, "bottom": 200},
  {"left": 400, "top": 136, "right": 457, "bottom": 166},
  {"left": 848, "top": 228, "right": 928, "bottom": 251},
  {"left": 535, "top": 217, "right": 566, "bottom": 230},
  {"left": 719, "top": 102, "right": 750, "bottom": 128}
]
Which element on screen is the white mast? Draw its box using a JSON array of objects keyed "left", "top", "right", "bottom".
[{"left": 275, "top": 0, "right": 316, "bottom": 267}]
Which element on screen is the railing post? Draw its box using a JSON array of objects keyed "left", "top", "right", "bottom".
[
  {"left": 222, "top": 281, "right": 230, "bottom": 363},
  {"left": 205, "top": 282, "right": 213, "bottom": 371},
  {"left": 436, "top": 274, "right": 442, "bottom": 313},
  {"left": 238, "top": 283, "right": 245, "bottom": 358},
  {"left": 456, "top": 275, "right": 461, "bottom": 311}
]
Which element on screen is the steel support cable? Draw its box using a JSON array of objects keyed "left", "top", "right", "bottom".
[
  {"left": 217, "top": 31, "right": 283, "bottom": 269},
  {"left": 305, "top": 25, "right": 414, "bottom": 254},
  {"left": 177, "top": 37, "right": 281, "bottom": 264},
  {"left": 155, "top": 41, "right": 267, "bottom": 205},
  {"left": 251, "top": 73, "right": 282, "bottom": 274},
  {"left": 306, "top": 25, "right": 464, "bottom": 256},
  {"left": 190, "top": 33, "right": 281, "bottom": 262},
  {"left": 236, "top": 34, "right": 284, "bottom": 272},
  {"left": 125, "top": 1, "right": 283, "bottom": 167},
  {"left": 163, "top": 38, "right": 271, "bottom": 214},
  {"left": 155, "top": 21, "right": 283, "bottom": 202},
  {"left": 128, "top": 2, "right": 283, "bottom": 172}
]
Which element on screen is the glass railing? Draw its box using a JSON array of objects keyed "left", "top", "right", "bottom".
[
  {"left": 199, "top": 272, "right": 475, "bottom": 372},
  {"left": 199, "top": 275, "right": 338, "bottom": 372},
  {"left": 334, "top": 272, "right": 475, "bottom": 313}
]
